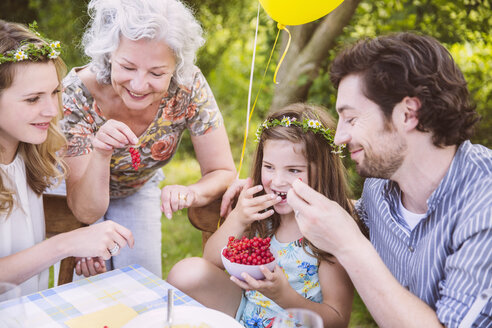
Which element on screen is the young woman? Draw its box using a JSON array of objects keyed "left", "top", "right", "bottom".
[
  {"left": 0, "top": 20, "right": 133, "bottom": 297},
  {"left": 168, "top": 103, "right": 364, "bottom": 328}
]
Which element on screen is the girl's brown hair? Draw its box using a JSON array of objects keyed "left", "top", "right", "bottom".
[
  {"left": 0, "top": 20, "right": 67, "bottom": 218},
  {"left": 247, "top": 103, "right": 361, "bottom": 263}
]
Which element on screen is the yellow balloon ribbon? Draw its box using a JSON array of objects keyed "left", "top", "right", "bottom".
[
  {"left": 273, "top": 23, "right": 291, "bottom": 85},
  {"left": 236, "top": 27, "right": 282, "bottom": 177}
]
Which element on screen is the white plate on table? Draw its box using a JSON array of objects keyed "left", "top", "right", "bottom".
[{"left": 122, "top": 305, "right": 243, "bottom": 328}]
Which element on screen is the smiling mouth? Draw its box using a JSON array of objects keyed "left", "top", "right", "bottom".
[
  {"left": 273, "top": 190, "right": 287, "bottom": 200},
  {"left": 127, "top": 89, "right": 148, "bottom": 99},
  {"left": 350, "top": 147, "right": 363, "bottom": 156},
  {"left": 31, "top": 122, "right": 50, "bottom": 130}
]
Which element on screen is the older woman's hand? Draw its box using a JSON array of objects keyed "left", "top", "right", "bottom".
[
  {"left": 160, "top": 185, "right": 196, "bottom": 219},
  {"left": 92, "top": 119, "right": 139, "bottom": 153}
]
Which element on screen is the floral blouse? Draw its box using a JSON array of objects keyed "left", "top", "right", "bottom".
[
  {"left": 239, "top": 236, "right": 323, "bottom": 328},
  {"left": 60, "top": 66, "right": 223, "bottom": 198}
]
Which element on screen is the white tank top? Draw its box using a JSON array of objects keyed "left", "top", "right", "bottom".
[{"left": 0, "top": 154, "right": 48, "bottom": 296}]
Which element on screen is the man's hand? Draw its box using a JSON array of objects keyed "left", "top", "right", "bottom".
[{"left": 287, "top": 179, "right": 362, "bottom": 257}]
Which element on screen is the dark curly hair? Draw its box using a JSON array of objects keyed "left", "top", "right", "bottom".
[{"left": 330, "top": 32, "right": 479, "bottom": 147}]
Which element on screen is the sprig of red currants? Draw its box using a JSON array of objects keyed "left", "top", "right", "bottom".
[
  {"left": 222, "top": 236, "right": 275, "bottom": 265},
  {"left": 129, "top": 147, "right": 141, "bottom": 170}
]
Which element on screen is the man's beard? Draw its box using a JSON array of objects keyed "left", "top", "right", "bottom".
[{"left": 355, "top": 136, "right": 407, "bottom": 179}]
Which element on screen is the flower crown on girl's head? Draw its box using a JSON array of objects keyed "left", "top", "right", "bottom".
[
  {"left": 255, "top": 116, "right": 346, "bottom": 155},
  {"left": 0, "top": 22, "right": 61, "bottom": 65}
]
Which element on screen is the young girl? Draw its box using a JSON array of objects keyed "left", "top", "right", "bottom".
[
  {"left": 0, "top": 20, "right": 134, "bottom": 297},
  {"left": 168, "top": 103, "right": 361, "bottom": 328}
]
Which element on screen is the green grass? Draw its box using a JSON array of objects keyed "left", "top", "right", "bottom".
[
  {"left": 161, "top": 210, "right": 203, "bottom": 276},
  {"left": 160, "top": 153, "right": 204, "bottom": 276},
  {"left": 350, "top": 293, "right": 378, "bottom": 327}
]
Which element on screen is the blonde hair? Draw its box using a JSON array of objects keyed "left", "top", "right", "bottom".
[
  {"left": 0, "top": 20, "right": 67, "bottom": 218},
  {"left": 247, "top": 103, "right": 363, "bottom": 263}
]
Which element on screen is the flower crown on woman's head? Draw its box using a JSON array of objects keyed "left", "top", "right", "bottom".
[
  {"left": 255, "top": 116, "right": 346, "bottom": 155},
  {"left": 0, "top": 22, "right": 61, "bottom": 65}
]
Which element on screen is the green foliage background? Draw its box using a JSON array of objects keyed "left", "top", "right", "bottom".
[
  {"left": 2, "top": 0, "right": 489, "bottom": 174},
  {"left": 3, "top": 1, "right": 490, "bottom": 327}
]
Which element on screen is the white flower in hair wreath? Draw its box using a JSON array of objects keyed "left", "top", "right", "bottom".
[
  {"left": 255, "top": 116, "right": 346, "bottom": 155},
  {"left": 14, "top": 50, "right": 28, "bottom": 61},
  {"left": 0, "top": 22, "right": 62, "bottom": 64}
]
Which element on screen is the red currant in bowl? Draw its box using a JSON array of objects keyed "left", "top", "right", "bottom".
[{"left": 221, "top": 236, "right": 276, "bottom": 281}]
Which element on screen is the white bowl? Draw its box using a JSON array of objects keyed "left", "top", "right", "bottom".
[{"left": 221, "top": 246, "right": 276, "bottom": 281}]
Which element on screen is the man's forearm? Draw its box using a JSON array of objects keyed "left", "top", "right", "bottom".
[{"left": 338, "top": 237, "right": 443, "bottom": 328}]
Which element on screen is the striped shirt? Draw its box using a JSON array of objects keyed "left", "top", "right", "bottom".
[{"left": 356, "top": 141, "right": 492, "bottom": 327}]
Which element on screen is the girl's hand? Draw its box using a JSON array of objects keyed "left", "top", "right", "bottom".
[
  {"left": 92, "top": 119, "right": 139, "bottom": 154},
  {"left": 230, "top": 264, "right": 292, "bottom": 301},
  {"left": 160, "top": 185, "right": 196, "bottom": 219},
  {"left": 67, "top": 221, "right": 134, "bottom": 261},
  {"left": 75, "top": 257, "right": 106, "bottom": 277},
  {"left": 229, "top": 178, "right": 281, "bottom": 226}
]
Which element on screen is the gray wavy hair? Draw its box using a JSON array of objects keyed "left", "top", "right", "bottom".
[{"left": 82, "top": 0, "right": 204, "bottom": 86}]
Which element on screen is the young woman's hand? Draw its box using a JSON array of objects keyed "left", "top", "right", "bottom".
[
  {"left": 75, "top": 256, "right": 106, "bottom": 277},
  {"left": 160, "top": 184, "right": 196, "bottom": 219},
  {"left": 230, "top": 264, "right": 293, "bottom": 301},
  {"left": 92, "top": 119, "right": 139, "bottom": 154},
  {"left": 66, "top": 220, "right": 134, "bottom": 261},
  {"left": 228, "top": 178, "right": 281, "bottom": 226}
]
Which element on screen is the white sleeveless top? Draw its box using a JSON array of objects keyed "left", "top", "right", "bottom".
[{"left": 0, "top": 154, "right": 48, "bottom": 296}]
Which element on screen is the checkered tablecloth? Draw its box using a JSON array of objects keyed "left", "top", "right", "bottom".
[{"left": 0, "top": 264, "right": 202, "bottom": 327}]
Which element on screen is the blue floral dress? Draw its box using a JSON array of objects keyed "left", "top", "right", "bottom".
[{"left": 238, "top": 235, "right": 322, "bottom": 328}]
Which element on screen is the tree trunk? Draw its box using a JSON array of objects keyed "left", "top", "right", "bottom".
[{"left": 270, "top": 0, "right": 361, "bottom": 111}]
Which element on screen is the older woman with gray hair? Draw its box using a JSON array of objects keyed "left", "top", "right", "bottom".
[{"left": 59, "top": 0, "right": 235, "bottom": 277}]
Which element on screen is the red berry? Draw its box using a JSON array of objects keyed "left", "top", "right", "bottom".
[
  {"left": 224, "top": 235, "right": 274, "bottom": 265},
  {"left": 129, "top": 147, "right": 141, "bottom": 170}
]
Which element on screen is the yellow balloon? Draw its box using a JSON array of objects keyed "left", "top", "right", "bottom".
[{"left": 259, "top": 0, "right": 345, "bottom": 26}]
